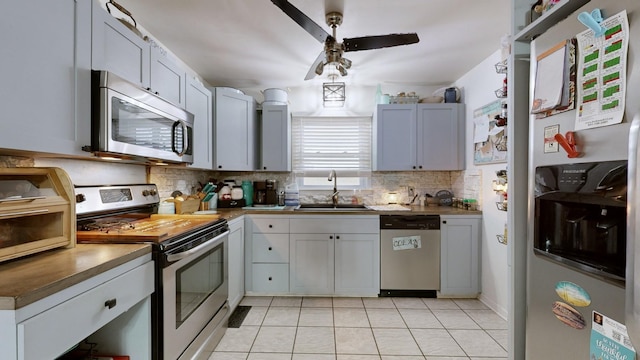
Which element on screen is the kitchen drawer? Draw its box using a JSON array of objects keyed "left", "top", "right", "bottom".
[
  {"left": 290, "top": 216, "right": 379, "bottom": 234},
  {"left": 251, "top": 217, "right": 290, "bottom": 233},
  {"left": 252, "top": 233, "right": 289, "bottom": 263},
  {"left": 18, "top": 261, "right": 154, "bottom": 360},
  {"left": 251, "top": 263, "right": 289, "bottom": 293}
]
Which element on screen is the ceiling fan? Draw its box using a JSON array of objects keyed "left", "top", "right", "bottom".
[{"left": 270, "top": 0, "right": 420, "bottom": 80}]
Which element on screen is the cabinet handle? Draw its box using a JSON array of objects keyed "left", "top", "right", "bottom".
[
  {"left": 104, "top": 298, "right": 117, "bottom": 309},
  {"left": 412, "top": 166, "right": 416, "bottom": 169},
  {"left": 418, "top": 165, "right": 423, "bottom": 169},
  {"left": 218, "top": 165, "right": 222, "bottom": 169},
  {"left": 336, "top": 235, "right": 340, "bottom": 240},
  {"left": 268, "top": 277, "right": 273, "bottom": 281},
  {"left": 329, "top": 235, "right": 333, "bottom": 239},
  {"left": 268, "top": 247, "right": 272, "bottom": 251},
  {"left": 442, "top": 220, "right": 447, "bottom": 224},
  {"left": 268, "top": 224, "right": 273, "bottom": 228},
  {"left": 263, "top": 166, "right": 267, "bottom": 170}
]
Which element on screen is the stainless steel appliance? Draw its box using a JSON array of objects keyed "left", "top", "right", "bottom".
[
  {"left": 89, "top": 70, "right": 194, "bottom": 165},
  {"left": 253, "top": 180, "right": 278, "bottom": 206},
  {"left": 75, "top": 184, "right": 229, "bottom": 360},
  {"left": 379, "top": 215, "right": 440, "bottom": 297},
  {"left": 526, "top": 0, "right": 640, "bottom": 356},
  {"left": 534, "top": 161, "right": 627, "bottom": 284},
  {"left": 627, "top": 113, "right": 640, "bottom": 351}
]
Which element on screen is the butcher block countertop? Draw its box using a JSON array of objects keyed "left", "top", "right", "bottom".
[{"left": 0, "top": 244, "right": 151, "bottom": 310}]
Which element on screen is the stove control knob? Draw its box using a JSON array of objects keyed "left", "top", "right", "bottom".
[
  {"left": 143, "top": 189, "right": 158, "bottom": 197},
  {"left": 75, "top": 193, "right": 86, "bottom": 203}
]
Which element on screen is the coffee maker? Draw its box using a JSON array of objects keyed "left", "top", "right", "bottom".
[{"left": 253, "top": 180, "right": 278, "bottom": 206}]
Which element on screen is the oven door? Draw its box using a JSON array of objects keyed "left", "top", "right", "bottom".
[{"left": 161, "top": 230, "right": 228, "bottom": 360}]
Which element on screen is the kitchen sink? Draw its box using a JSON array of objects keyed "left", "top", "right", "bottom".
[{"left": 294, "top": 203, "right": 372, "bottom": 211}]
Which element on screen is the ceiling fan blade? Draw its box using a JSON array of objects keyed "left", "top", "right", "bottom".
[
  {"left": 271, "top": 0, "right": 331, "bottom": 43},
  {"left": 343, "top": 33, "right": 420, "bottom": 52},
  {"left": 305, "top": 51, "right": 326, "bottom": 80}
]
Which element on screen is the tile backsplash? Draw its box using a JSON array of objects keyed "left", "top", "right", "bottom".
[{"left": 1, "top": 156, "right": 481, "bottom": 207}]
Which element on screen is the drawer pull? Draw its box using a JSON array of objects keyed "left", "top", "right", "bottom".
[
  {"left": 268, "top": 224, "right": 273, "bottom": 228},
  {"left": 268, "top": 277, "right": 273, "bottom": 281},
  {"left": 105, "top": 298, "right": 117, "bottom": 309},
  {"left": 268, "top": 247, "right": 272, "bottom": 251}
]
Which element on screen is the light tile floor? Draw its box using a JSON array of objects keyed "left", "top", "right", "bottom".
[{"left": 206, "top": 296, "right": 508, "bottom": 360}]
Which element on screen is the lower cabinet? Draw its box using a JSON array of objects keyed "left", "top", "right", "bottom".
[
  {"left": 289, "top": 233, "right": 334, "bottom": 294},
  {"left": 334, "top": 234, "right": 380, "bottom": 295},
  {"left": 0, "top": 254, "right": 154, "bottom": 360},
  {"left": 440, "top": 215, "right": 481, "bottom": 297},
  {"left": 227, "top": 216, "right": 245, "bottom": 312},
  {"left": 290, "top": 216, "right": 380, "bottom": 296},
  {"left": 246, "top": 216, "right": 290, "bottom": 295}
]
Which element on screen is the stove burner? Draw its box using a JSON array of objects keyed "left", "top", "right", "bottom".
[{"left": 80, "top": 220, "right": 136, "bottom": 233}]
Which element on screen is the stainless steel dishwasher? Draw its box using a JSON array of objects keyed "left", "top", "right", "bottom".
[{"left": 380, "top": 215, "right": 440, "bottom": 297}]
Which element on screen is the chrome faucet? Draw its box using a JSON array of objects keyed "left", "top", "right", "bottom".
[{"left": 328, "top": 169, "right": 339, "bottom": 206}]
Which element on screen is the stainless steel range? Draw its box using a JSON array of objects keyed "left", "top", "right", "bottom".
[{"left": 75, "top": 184, "right": 229, "bottom": 360}]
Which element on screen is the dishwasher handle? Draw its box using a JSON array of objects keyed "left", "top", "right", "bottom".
[{"left": 379, "top": 215, "right": 440, "bottom": 230}]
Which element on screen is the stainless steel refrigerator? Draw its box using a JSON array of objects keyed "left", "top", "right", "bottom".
[{"left": 526, "top": 0, "right": 640, "bottom": 358}]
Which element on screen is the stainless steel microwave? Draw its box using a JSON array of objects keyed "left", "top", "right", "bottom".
[{"left": 90, "top": 70, "right": 194, "bottom": 164}]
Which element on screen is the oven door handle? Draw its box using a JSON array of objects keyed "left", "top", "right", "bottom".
[{"left": 166, "top": 230, "right": 229, "bottom": 263}]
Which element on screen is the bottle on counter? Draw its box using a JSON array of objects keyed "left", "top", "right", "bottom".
[{"left": 241, "top": 180, "right": 253, "bottom": 206}]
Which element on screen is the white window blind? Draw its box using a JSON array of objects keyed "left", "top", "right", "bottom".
[{"left": 291, "top": 116, "right": 372, "bottom": 189}]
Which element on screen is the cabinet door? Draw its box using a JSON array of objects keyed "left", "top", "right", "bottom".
[
  {"left": 334, "top": 234, "right": 380, "bottom": 296},
  {"left": 186, "top": 77, "right": 213, "bottom": 170},
  {"left": 91, "top": 1, "right": 150, "bottom": 88},
  {"left": 290, "top": 233, "right": 334, "bottom": 294},
  {"left": 150, "top": 47, "right": 186, "bottom": 106},
  {"left": 260, "top": 104, "right": 291, "bottom": 171},
  {"left": 374, "top": 105, "right": 417, "bottom": 170},
  {"left": 213, "top": 88, "right": 257, "bottom": 170},
  {"left": 0, "top": 0, "right": 91, "bottom": 157},
  {"left": 228, "top": 218, "right": 245, "bottom": 311},
  {"left": 416, "top": 104, "right": 465, "bottom": 170},
  {"left": 440, "top": 217, "right": 481, "bottom": 297}
]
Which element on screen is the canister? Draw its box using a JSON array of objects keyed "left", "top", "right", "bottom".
[
  {"left": 241, "top": 180, "right": 253, "bottom": 206},
  {"left": 231, "top": 186, "right": 244, "bottom": 200}
]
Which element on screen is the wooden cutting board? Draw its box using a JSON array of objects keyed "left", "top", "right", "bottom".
[{"left": 77, "top": 217, "right": 218, "bottom": 243}]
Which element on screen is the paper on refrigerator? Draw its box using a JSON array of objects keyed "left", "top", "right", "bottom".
[{"left": 575, "top": 10, "right": 629, "bottom": 130}]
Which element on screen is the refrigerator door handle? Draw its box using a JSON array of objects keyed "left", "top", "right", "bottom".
[{"left": 627, "top": 113, "right": 640, "bottom": 349}]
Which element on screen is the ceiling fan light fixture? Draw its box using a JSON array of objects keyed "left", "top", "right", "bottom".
[
  {"left": 339, "top": 57, "right": 352, "bottom": 69},
  {"left": 315, "top": 61, "right": 325, "bottom": 76},
  {"left": 337, "top": 64, "right": 348, "bottom": 76},
  {"left": 322, "top": 79, "right": 345, "bottom": 108}
]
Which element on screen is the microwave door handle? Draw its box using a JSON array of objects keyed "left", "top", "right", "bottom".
[{"left": 172, "top": 120, "right": 188, "bottom": 156}]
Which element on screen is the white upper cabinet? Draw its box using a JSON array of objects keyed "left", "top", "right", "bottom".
[
  {"left": 374, "top": 103, "right": 465, "bottom": 171},
  {"left": 150, "top": 47, "right": 186, "bottom": 106},
  {"left": 0, "top": 0, "right": 91, "bottom": 157},
  {"left": 91, "top": 1, "right": 186, "bottom": 107},
  {"left": 260, "top": 104, "right": 291, "bottom": 171},
  {"left": 91, "top": 1, "right": 151, "bottom": 88},
  {"left": 186, "top": 77, "right": 213, "bottom": 170},
  {"left": 212, "top": 88, "right": 257, "bottom": 171}
]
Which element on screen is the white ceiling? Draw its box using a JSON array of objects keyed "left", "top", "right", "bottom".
[{"left": 114, "top": 0, "right": 510, "bottom": 91}]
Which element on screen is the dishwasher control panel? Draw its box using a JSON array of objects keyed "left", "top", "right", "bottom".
[{"left": 379, "top": 215, "right": 440, "bottom": 230}]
